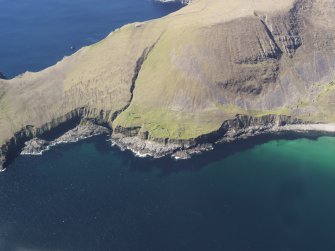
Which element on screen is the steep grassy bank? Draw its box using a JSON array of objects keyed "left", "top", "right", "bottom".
[{"left": 1, "top": 0, "right": 335, "bottom": 168}]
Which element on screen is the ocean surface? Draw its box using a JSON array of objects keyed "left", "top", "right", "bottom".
[
  {"left": 0, "top": 0, "right": 183, "bottom": 78},
  {"left": 1, "top": 1, "right": 335, "bottom": 251},
  {"left": 2, "top": 135, "right": 335, "bottom": 251}
]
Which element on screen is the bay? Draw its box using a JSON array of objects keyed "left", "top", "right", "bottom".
[
  {"left": 1, "top": 1, "right": 335, "bottom": 250},
  {"left": 1, "top": 135, "right": 335, "bottom": 250}
]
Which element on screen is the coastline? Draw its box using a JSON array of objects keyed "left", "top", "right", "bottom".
[
  {"left": 21, "top": 124, "right": 110, "bottom": 156},
  {"left": 111, "top": 120, "right": 335, "bottom": 160},
  {"left": 2, "top": 112, "right": 335, "bottom": 171},
  {"left": 272, "top": 124, "right": 335, "bottom": 133},
  {"left": 2, "top": 115, "right": 335, "bottom": 171},
  {"left": 1, "top": 0, "right": 335, "bottom": 171},
  {"left": 157, "top": 0, "right": 191, "bottom": 4}
]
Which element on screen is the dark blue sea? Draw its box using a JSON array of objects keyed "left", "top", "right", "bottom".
[
  {"left": 0, "top": 0, "right": 182, "bottom": 78},
  {"left": 2, "top": 1, "right": 335, "bottom": 251}
]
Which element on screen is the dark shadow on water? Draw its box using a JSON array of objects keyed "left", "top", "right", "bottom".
[
  {"left": 106, "top": 131, "right": 335, "bottom": 176},
  {"left": 82, "top": 133, "right": 334, "bottom": 176},
  {"left": 276, "top": 177, "right": 306, "bottom": 230},
  {"left": 5, "top": 131, "right": 334, "bottom": 176},
  {"left": 39, "top": 115, "right": 82, "bottom": 141},
  {"left": 2, "top": 132, "right": 335, "bottom": 251},
  {"left": 2, "top": 115, "right": 83, "bottom": 170}
]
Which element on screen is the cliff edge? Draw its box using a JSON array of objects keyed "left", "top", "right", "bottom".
[{"left": 1, "top": 0, "right": 335, "bottom": 168}]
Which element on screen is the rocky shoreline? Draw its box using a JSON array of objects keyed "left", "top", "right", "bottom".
[
  {"left": 2, "top": 114, "right": 335, "bottom": 170},
  {"left": 111, "top": 121, "right": 335, "bottom": 160},
  {"left": 110, "top": 114, "right": 335, "bottom": 160},
  {"left": 21, "top": 124, "right": 110, "bottom": 156},
  {"left": 156, "top": 0, "right": 191, "bottom": 5}
]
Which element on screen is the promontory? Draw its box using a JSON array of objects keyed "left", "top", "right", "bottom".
[{"left": 1, "top": 0, "right": 335, "bottom": 168}]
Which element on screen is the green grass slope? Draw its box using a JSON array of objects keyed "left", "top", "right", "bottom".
[{"left": 1, "top": 0, "right": 335, "bottom": 148}]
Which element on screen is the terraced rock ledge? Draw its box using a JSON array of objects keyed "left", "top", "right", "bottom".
[
  {"left": 1, "top": 0, "right": 335, "bottom": 170},
  {"left": 112, "top": 114, "right": 312, "bottom": 159},
  {"left": 11, "top": 113, "right": 335, "bottom": 164}
]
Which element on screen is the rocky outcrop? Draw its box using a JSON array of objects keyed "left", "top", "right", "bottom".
[
  {"left": 0, "top": 109, "right": 107, "bottom": 169},
  {"left": 2, "top": 0, "right": 335, "bottom": 170},
  {"left": 111, "top": 114, "right": 306, "bottom": 159},
  {"left": 21, "top": 124, "right": 110, "bottom": 155},
  {"left": 157, "top": 0, "right": 191, "bottom": 4},
  {"left": 0, "top": 126, "right": 36, "bottom": 170},
  {"left": 2, "top": 112, "right": 305, "bottom": 170},
  {"left": 21, "top": 138, "right": 49, "bottom": 155}
]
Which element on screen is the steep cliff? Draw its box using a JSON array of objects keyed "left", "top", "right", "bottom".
[{"left": 1, "top": 0, "right": 335, "bottom": 169}]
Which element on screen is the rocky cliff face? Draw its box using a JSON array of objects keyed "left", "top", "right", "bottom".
[
  {"left": 1, "top": 0, "right": 335, "bottom": 169},
  {"left": 111, "top": 114, "right": 306, "bottom": 159}
]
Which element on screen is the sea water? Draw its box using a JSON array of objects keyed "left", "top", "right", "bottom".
[
  {"left": 0, "top": 0, "right": 183, "bottom": 78},
  {"left": 1, "top": 135, "right": 335, "bottom": 250},
  {"left": 1, "top": 1, "right": 335, "bottom": 250}
]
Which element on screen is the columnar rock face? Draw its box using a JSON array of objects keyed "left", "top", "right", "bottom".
[{"left": 1, "top": 0, "right": 335, "bottom": 168}]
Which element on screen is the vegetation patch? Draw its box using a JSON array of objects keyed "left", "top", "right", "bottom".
[{"left": 113, "top": 106, "right": 224, "bottom": 139}]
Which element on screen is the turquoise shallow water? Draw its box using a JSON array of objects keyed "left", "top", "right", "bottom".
[
  {"left": 2, "top": 0, "right": 335, "bottom": 250},
  {"left": 1, "top": 135, "right": 335, "bottom": 250}
]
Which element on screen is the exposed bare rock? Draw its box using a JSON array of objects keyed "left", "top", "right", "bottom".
[
  {"left": 2, "top": 0, "right": 335, "bottom": 169},
  {"left": 112, "top": 133, "right": 181, "bottom": 158},
  {"left": 21, "top": 124, "right": 110, "bottom": 155},
  {"left": 157, "top": 0, "right": 191, "bottom": 4},
  {"left": 21, "top": 138, "right": 49, "bottom": 155},
  {"left": 111, "top": 114, "right": 305, "bottom": 159},
  {"left": 53, "top": 124, "right": 110, "bottom": 144}
]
